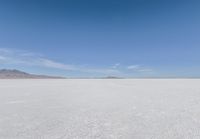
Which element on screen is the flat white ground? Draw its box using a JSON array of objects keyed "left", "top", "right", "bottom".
[{"left": 0, "top": 79, "right": 200, "bottom": 139}]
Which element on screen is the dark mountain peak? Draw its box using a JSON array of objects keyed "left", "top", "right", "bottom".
[
  {"left": 0, "top": 69, "right": 64, "bottom": 79},
  {"left": 0, "top": 69, "right": 28, "bottom": 74}
]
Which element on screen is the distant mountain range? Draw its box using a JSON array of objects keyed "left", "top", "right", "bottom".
[{"left": 0, "top": 69, "right": 64, "bottom": 79}]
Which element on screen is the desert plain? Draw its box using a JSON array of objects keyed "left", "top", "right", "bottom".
[{"left": 0, "top": 79, "right": 200, "bottom": 139}]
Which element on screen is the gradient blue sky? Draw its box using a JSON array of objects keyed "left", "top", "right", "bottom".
[{"left": 0, "top": 0, "right": 200, "bottom": 77}]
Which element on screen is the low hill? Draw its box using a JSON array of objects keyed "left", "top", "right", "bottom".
[{"left": 0, "top": 69, "right": 64, "bottom": 79}]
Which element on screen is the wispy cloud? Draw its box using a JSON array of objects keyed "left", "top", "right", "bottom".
[
  {"left": 138, "top": 69, "right": 153, "bottom": 72},
  {"left": 127, "top": 65, "right": 140, "bottom": 70},
  {"left": 0, "top": 48, "right": 154, "bottom": 76},
  {"left": 127, "top": 64, "right": 153, "bottom": 74},
  {"left": 37, "top": 58, "right": 76, "bottom": 70},
  {"left": 0, "top": 48, "right": 121, "bottom": 75},
  {"left": 0, "top": 56, "right": 7, "bottom": 60},
  {"left": 0, "top": 48, "right": 12, "bottom": 54},
  {"left": 112, "top": 63, "right": 120, "bottom": 69}
]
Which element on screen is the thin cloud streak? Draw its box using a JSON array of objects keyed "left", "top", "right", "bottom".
[
  {"left": 127, "top": 65, "right": 140, "bottom": 70},
  {"left": 0, "top": 56, "right": 7, "bottom": 60},
  {"left": 0, "top": 48, "right": 154, "bottom": 76},
  {"left": 127, "top": 65, "right": 153, "bottom": 73},
  {"left": 37, "top": 58, "right": 76, "bottom": 70},
  {"left": 0, "top": 48, "right": 122, "bottom": 75},
  {"left": 112, "top": 63, "right": 120, "bottom": 69}
]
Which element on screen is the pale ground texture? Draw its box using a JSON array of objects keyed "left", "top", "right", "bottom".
[{"left": 0, "top": 79, "right": 200, "bottom": 139}]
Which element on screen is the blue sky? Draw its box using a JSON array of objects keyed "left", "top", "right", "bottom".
[{"left": 0, "top": 0, "right": 200, "bottom": 77}]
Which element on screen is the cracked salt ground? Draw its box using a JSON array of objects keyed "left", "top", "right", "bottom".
[{"left": 0, "top": 79, "right": 200, "bottom": 139}]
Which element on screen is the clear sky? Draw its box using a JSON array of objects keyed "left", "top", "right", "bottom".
[{"left": 0, "top": 0, "right": 200, "bottom": 77}]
